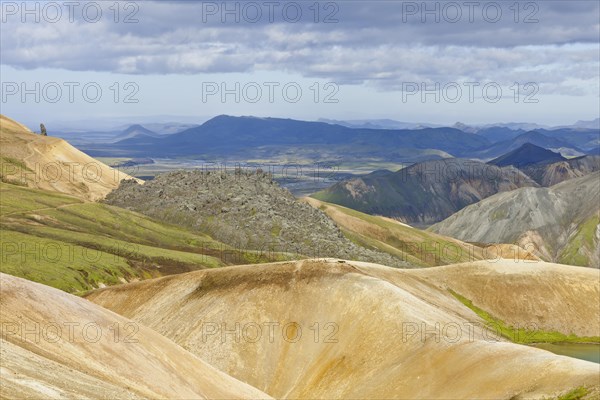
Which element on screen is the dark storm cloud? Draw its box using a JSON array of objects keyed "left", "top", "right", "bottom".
[{"left": 1, "top": 0, "right": 598, "bottom": 93}]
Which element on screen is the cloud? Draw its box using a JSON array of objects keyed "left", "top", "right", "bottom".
[{"left": 1, "top": 0, "right": 598, "bottom": 95}]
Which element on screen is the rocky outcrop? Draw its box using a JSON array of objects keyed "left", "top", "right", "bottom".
[{"left": 105, "top": 170, "right": 409, "bottom": 268}]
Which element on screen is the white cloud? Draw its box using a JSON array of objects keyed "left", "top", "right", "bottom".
[{"left": 1, "top": 1, "right": 598, "bottom": 97}]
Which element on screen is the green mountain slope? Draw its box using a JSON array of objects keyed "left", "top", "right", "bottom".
[{"left": 0, "top": 183, "right": 289, "bottom": 293}]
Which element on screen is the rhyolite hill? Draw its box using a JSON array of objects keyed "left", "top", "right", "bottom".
[{"left": 431, "top": 172, "right": 600, "bottom": 268}]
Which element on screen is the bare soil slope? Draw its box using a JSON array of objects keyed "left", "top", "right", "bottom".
[
  {"left": 87, "top": 259, "right": 600, "bottom": 399},
  {"left": 0, "top": 273, "right": 270, "bottom": 399},
  {"left": 0, "top": 115, "right": 138, "bottom": 201},
  {"left": 431, "top": 172, "right": 600, "bottom": 267},
  {"left": 521, "top": 155, "right": 600, "bottom": 186},
  {"left": 367, "top": 260, "right": 600, "bottom": 337},
  {"left": 303, "top": 197, "right": 538, "bottom": 266}
]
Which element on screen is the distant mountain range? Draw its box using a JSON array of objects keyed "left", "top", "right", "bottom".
[
  {"left": 320, "top": 117, "right": 600, "bottom": 132},
  {"left": 44, "top": 116, "right": 599, "bottom": 153},
  {"left": 318, "top": 118, "right": 443, "bottom": 130},
  {"left": 473, "top": 127, "right": 527, "bottom": 143},
  {"left": 137, "top": 122, "right": 200, "bottom": 135},
  {"left": 84, "top": 115, "right": 491, "bottom": 162},
  {"left": 453, "top": 118, "right": 599, "bottom": 133},
  {"left": 561, "top": 118, "right": 600, "bottom": 130},
  {"left": 80, "top": 115, "right": 599, "bottom": 163},
  {"left": 115, "top": 124, "right": 161, "bottom": 141},
  {"left": 51, "top": 122, "right": 197, "bottom": 146}
]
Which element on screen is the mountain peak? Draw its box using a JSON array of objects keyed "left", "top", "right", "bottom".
[
  {"left": 489, "top": 143, "right": 566, "bottom": 167},
  {"left": 123, "top": 124, "right": 154, "bottom": 134}
]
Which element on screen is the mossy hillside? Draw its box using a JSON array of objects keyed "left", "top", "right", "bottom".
[
  {"left": 0, "top": 182, "right": 293, "bottom": 293},
  {"left": 0, "top": 183, "right": 82, "bottom": 215},
  {"left": 449, "top": 289, "right": 600, "bottom": 344},
  {"left": 1, "top": 230, "right": 136, "bottom": 293}
]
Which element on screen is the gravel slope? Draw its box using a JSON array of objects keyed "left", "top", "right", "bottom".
[{"left": 105, "top": 170, "right": 409, "bottom": 268}]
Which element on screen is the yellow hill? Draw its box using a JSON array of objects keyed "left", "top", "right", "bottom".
[
  {"left": 86, "top": 258, "right": 599, "bottom": 399},
  {"left": 0, "top": 115, "right": 139, "bottom": 201},
  {"left": 0, "top": 273, "right": 270, "bottom": 399}
]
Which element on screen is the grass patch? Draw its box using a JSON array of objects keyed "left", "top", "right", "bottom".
[
  {"left": 559, "top": 215, "right": 599, "bottom": 267},
  {"left": 557, "top": 387, "right": 589, "bottom": 400},
  {"left": 37, "top": 201, "right": 221, "bottom": 251},
  {"left": 6, "top": 223, "right": 223, "bottom": 269},
  {"left": 448, "top": 289, "right": 600, "bottom": 344},
  {"left": 0, "top": 230, "right": 136, "bottom": 293},
  {"left": 0, "top": 183, "right": 81, "bottom": 215},
  {"left": 490, "top": 206, "right": 508, "bottom": 222},
  {"left": 0, "top": 156, "right": 29, "bottom": 171}
]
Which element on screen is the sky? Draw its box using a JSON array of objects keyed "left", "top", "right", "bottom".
[{"left": 1, "top": 0, "right": 599, "bottom": 129}]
